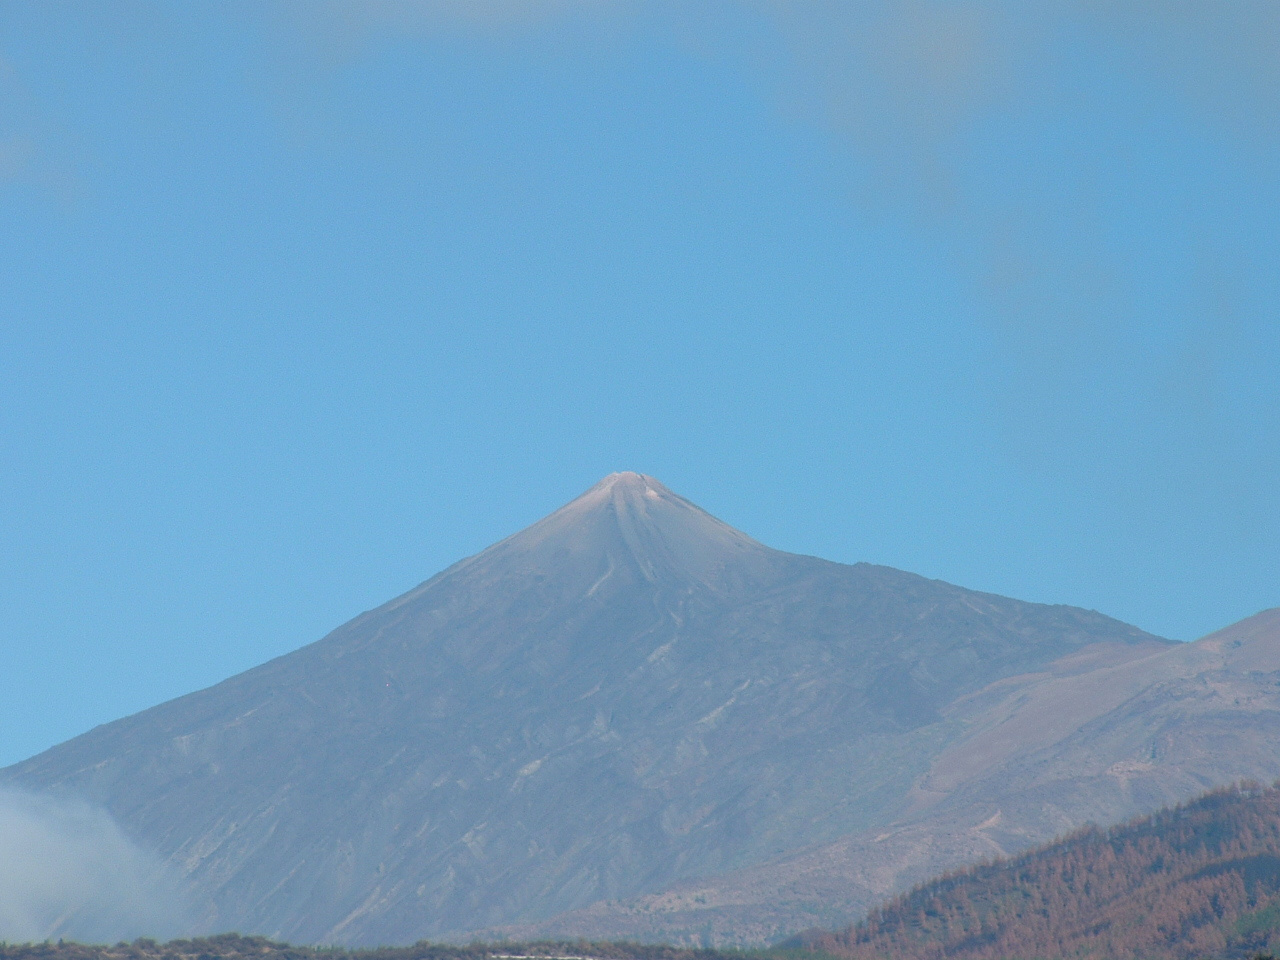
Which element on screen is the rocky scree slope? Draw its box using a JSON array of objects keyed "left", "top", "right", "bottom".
[{"left": 495, "top": 609, "right": 1280, "bottom": 945}]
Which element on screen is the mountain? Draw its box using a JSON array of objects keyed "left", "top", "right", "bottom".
[
  {"left": 0, "top": 473, "right": 1168, "bottom": 945},
  {"left": 493, "top": 609, "right": 1280, "bottom": 945},
  {"left": 796, "top": 781, "right": 1280, "bottom": 960}
]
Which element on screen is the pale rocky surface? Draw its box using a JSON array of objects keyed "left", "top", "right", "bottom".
[{"left": 1, "top": 474, "right": 1176, "bottom": 945}]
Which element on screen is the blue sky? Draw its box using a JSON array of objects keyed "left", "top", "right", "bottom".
[{"left": 1, "top": 1, "right": 1278, "bottom": 766}]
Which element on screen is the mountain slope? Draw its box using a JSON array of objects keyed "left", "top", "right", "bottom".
[
  {"left": 496, "top": 610, "right": 1280, "bottom": 945},
  {"left": 799, "top": 782, "right": 1280, "bottom": 960},
  {"left": 0, "top": 473, "right": 1166, "bottom": 945}
]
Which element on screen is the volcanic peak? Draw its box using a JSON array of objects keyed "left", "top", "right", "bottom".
[
  {"left": 0, "top": 471, "right": 1182, "bottom": 947},
  {"left": 462, "top": 472, "right": 776, "bottom": 591},
  {"left": 567, "top": 471, "right": 669, "bottom": 513}
]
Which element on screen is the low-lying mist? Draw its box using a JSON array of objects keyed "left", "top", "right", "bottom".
[{"left": 0, "top": 788, "right": 188, "bottom": 943}]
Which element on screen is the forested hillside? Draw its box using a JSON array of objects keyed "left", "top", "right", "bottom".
[{"left": 800, "top": 782, "right": 1280, "bottom": 960}]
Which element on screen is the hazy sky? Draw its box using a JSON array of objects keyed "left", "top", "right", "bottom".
[{"left": 1, "top": 1, "right": 1278, "bottom": 766}]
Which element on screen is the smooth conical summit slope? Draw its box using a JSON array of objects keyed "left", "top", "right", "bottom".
[
  {"left": 386, "top": 471, "right": 779, "bottom": 613},
  {"left": 2, "top": 475, "right": 1168, "bottom": 945},
  {"left": 471, "top": 471, "right": 773, "bottom": 586}
]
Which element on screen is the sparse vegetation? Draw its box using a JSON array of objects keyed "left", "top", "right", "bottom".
[
  {"left": 796, "top": 782, "right": 1280, "bottom": 960},
  {"left": 0, "top": 936, "right": 791, "bottom": 960}
]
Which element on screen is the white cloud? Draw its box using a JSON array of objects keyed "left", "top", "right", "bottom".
[{"left": 0, "top": 788, "right": 188, "bottom": 943}]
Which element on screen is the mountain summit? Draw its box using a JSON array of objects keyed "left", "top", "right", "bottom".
[
  {"left": 427, "top": 471, "right": 775, "bottom": 592},
  {"left": 2, "top": 475, "right": 1168, "bottom": 944}
]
